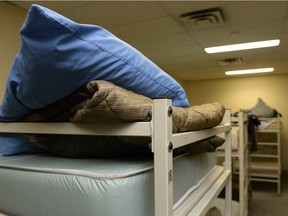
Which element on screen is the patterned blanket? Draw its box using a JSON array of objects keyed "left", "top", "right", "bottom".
[{"left": 25, "top": 80, "right": 226, "bottom": 158}]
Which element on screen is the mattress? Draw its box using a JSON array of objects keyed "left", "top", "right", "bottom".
[
  {"left": 0, "top": 152, "right": 219, "bottom": 216},
  {"left": 258, "top": 117, "right": 280, "bottom": 130},
  {"left": 218, "top": 126, "right": 239, "bottom": 151}
]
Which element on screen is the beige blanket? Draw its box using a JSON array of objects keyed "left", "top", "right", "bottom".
[{"left": 26, "top": 80, "right": 225, "bottom": 158}]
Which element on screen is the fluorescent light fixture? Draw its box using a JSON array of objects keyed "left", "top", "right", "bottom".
[
  {"left": 205, "top": 39, "right": 280, "bottom": 53},
  {"left": 225, "top": 68, "right": 274, "bottom": 75}
]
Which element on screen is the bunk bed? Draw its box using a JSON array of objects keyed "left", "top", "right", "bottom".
[
  {"left": 217, "top": 111, "right": 249, "bottom": 216},
  {"left": 250, "top": 115, "right": 281, "bottom": 195},
  {"left": 0, "top": 99, "right": 232, "bottom": 216},
  {"left": 248, "top": 98, "right": 282, "bottom": 194},
  {"left": 0, "top": 4, "right": 232, "bottom": 216}
]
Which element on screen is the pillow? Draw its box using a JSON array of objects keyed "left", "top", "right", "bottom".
[
  {"left": 0, "top": 4, "right": 189, "bottom": 122},
  {"left": 0, "top": 134, "right": 45, "bottom": 156},
  {"left": 251, "top": 98, "right": 275, "bottom": 117}
]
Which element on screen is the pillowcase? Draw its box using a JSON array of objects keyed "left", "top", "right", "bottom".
[
  {"left": 0, "top": 4, "right": 189, "bottom": 122},
  {"left": 251, "top": 98, "right": 275, "bottom": 117},
  {"left": 0, "top": 134, "right": 45, "bottom": 156}
]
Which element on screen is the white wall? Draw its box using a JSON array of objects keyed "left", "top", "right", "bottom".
[
  {"left": 184, "top": 74, "right": 288, "bottom": 169},
  {"left": 0, "top": 2, "right": 26, "bottom": 100}
]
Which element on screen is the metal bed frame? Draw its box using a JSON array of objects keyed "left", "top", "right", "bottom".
[
  {"left": 0, "top": 98, "right": 232, "bottom": 216},
  {"left": 218, "top": 111, "right": 249, "bottom": 216}
]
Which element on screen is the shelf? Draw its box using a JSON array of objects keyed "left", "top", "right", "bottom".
[
  {"left": 250, "top": 116, "right": 281, "bottom": 195},
  {"left": 250, "top": 168, "right": 280, "bottom": 179},
  {"left": 257, "top": 142, "right": 279, "bottom": 146},
  {"left": 250, "top": 159, "right": 278, "bottom": 170},
  {"left": 251, "top": 154, "right": 278, "bottom": 158},
  {"left": 257, "top": 129, "right": 280, "bottom": 133},
  {"left": 251, "top": 177, "right": 279, "bottom": 182},
  {"left": 251, "top": 146, "right": 278, "bottom": 157}
]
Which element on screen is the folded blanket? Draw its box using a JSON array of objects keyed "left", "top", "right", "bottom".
[
  {"left": 27, "top": 134, "right": 224, "bottom": 158},
  {"left": 26, "top": 80, "right": 226, "bottom": 158},
  {"left": 27, "top": 80, "right": 225, "bottom": 131}
]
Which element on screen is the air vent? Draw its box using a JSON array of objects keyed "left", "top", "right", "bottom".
[
  {"left": 217, "top": 58, "right": 244, "bottom": 66},
  {"left": 180, "top": 8, "right": 225, "bottom": 29}
]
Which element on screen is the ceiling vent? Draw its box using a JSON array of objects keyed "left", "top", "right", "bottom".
[
  {"left": 180, "top": 8, "right": 225, "bottom": 30},
  {"left": 217, "top": 58, "right": 244, "bottom": 66}
]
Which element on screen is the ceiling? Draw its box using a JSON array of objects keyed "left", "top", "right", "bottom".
[{"left": 9, "top": 1, "right": 288, "bottom": 81}]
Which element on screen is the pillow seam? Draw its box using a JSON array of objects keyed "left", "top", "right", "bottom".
[{"left": 41, "top": 10, "right": 181, "bottom": 98}]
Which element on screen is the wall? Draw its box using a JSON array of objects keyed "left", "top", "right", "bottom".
[
  {"left": 174, "top": 77, "right": 187, "bottom": 92},
  {"left": 0, "top": 2, "right": 26, "bottom": 100},
  {"left": 184, "top": 74, "right": 288, "bottom": 169}
]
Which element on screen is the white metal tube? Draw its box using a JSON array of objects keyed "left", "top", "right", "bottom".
[
  {"left": 0, "top": 122, "right": 151, "bottom": 136},
  {"left": 153, "top": 99, "right": 173, "bottom": 216},
  {"left": 224, "top": 109, "right": 232, "bottom": 216}
]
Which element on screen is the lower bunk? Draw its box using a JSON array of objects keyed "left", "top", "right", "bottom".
[
  {"left": 0, "top": 99, "right": 232, "bottom": 216},
  {"left": 0, "top": 152, "right": 220, "bottom": 216}
]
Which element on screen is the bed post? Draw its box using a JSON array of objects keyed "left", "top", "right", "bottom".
[
  {"left": 224, "top": 109, "right": 232, "bottom": 216},
  {"left": 238, "top": 111, "right": 245, "bottom": 216},
  {"left": 152, "top": 98, "right": 173, "bottom": 216}
]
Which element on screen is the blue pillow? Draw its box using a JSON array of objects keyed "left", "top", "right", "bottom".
[
  {"left": 0, "top": 4, "right": 189, "bottom": 122},
  {"left": 0, "top": 134, "right": 44, "bottom": 156}
]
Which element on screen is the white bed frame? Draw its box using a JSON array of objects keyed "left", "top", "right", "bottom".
[
  {"left": 0, "top": 99, "right": 232, "bottom": 216},
  {"left": 218, "top": 111, "right": 249, "bottom": 216},
  {"left": 250, "top": 115, "right": 281, "bottom": 195}
]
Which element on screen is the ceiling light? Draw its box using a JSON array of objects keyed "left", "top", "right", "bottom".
[
  {"left": 225, "top": 68, "right": 274, "bottom": 75},
  {"left": 205, "top": 39, "right": 280, "bottom": 53}
]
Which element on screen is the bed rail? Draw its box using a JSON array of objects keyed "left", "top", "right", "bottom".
[
  {"left": 152, "top": 99, "right": 232, "bottom": 216},
  {"left": 0, "top": 98, "right": 232, "bottom": 216}
]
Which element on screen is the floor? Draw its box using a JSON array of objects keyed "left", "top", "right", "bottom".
[{"left": 249, "top": 175, "right": 288, "bottom": 216}]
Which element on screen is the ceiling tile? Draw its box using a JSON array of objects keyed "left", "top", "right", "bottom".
[
  {"left": 61, "top": 1, "right": 169, "bottom": 27},
  {"left": 127, "top": 33, "right": 198, "bottom": 52},
  {"left": 109, "top": 16, "right": 185, "bottom": 40},
  {"left": 9, "top": 1, "right": 288, "bottom": 81},
  {"left": 225, "top": 1, "right": 288, "bottom": 25}
]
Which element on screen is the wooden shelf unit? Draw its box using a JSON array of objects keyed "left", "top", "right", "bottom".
[{"left": 250, "top": 117, "right": 281, "bottom": 195}]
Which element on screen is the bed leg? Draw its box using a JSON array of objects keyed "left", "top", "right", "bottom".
[
  {"left": 152, "top": 99, "right": 173, "bottom": 216},
  {"left": 224, "top": 109, "right": 232, "bottom": 216}
]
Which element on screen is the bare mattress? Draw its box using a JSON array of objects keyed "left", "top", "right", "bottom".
[{"left": 0, "top": 152, "right": 222, "bottom": 216}]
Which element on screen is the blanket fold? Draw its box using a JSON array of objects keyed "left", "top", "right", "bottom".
[{"left": 25, "top": 80, "right": 226, "bottom": 158}]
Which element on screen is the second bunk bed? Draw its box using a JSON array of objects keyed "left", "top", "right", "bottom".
[{"left": 217, "top": 111, "right": 250, "bottom": 216}]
